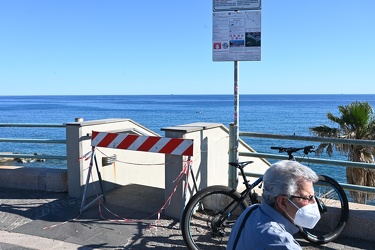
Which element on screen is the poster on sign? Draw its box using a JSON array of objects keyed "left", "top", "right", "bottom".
[
  {"left": 213, "top": 0, "right": 261, "bottom": 11},
  {"left": 213, "top": 10, "right": 261, "bottom": 61}
]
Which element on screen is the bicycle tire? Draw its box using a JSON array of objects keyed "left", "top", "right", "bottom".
[
  {"left": 299, "top": 175, "right": 349, "bottom": 244},
  {"left": 181, "top": 185, "right": 248, "bottom": 250}
]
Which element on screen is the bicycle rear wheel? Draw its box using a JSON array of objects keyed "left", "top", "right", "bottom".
[
  {"left": 299, "top": 175, "right": 349, "bottom": 244},
  {"left": 181, "top": 185, "right": 248, "bottom": 250}
]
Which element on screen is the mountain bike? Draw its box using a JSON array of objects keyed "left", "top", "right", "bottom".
[{"left": 180, "top": 145, "right": 349, "bottom": 249}]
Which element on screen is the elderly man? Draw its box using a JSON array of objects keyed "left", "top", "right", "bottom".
[{"left": 227, "top": 160, "right": 320, "bottom": 249}]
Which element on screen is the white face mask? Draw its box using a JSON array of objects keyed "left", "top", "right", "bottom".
[{"left": 286, "top": 198, "right": 321, "bottom": 229}]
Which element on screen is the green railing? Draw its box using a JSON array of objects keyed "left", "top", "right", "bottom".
[
  {"left": 0, "top": 123, "right": 67, "bottom": 160},
  {"left": 236, "top": 130, "right": 375, "bottom": 204}
]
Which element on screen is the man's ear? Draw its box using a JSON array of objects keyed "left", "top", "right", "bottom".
[{"left": 276, "top": 195, "right": 287, "bottom": 210}]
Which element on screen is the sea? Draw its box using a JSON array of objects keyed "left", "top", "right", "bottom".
[{"left": 1, "top": 94, "right": 375, "bottom": 186}]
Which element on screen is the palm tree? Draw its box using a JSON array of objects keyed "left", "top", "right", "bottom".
[{"left": 310, "top": 101, "right": 375, "bottom": 203}]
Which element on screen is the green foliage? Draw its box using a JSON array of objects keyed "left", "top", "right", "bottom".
[
  {"left": 310, "top": 101, "right": 375, "bottom": 203},
  {"left": 310, "top": 101, "right": 375, "bottom": 158}
]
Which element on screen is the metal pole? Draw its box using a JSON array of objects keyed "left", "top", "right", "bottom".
[
  {"left": 234, "top": 61, "right": 239, "bottom": 129},
  {"left": 229, "top": 123, "right": 236, "bottom": 188},
  {"left": 229, "top": 61, "right": 239, "bottom": 189}
]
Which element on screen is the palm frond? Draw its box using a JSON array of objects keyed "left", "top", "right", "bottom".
[{"left": 309, "top": 125, "right": 339, "bottom": 137}]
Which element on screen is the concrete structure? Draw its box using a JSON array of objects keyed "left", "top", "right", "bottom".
[
  {"left": 162, "top": 122, "right": 269, "bottom": 219},
  {"left": 0, "top": 166, "right": 67, "bottom": 192},
  {"left": 65, "top": 118, "right": 168, "bottom": 199},
  {"left": 0, "top": 119, "right": 268, "bottom": 218},
  {"left": 65, "top": 119, "right": 268, "bottom": 219}
]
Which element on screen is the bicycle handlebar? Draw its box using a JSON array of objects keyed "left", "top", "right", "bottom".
[{"left": 271, "top": 145, "right": 315, "bottom": 155}]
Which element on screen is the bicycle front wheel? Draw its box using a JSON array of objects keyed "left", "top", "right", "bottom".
[
  {"left": 299, "top": 175, "right": 349, "bottom": 244},
  {"left": 181, "top": 185, "right": 248, "bottom": 250}
]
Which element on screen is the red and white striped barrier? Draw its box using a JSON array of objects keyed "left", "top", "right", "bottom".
[{"left": 91, "top": 131, "right": 193, "bottom": 156}]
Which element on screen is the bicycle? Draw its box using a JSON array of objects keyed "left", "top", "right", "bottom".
[{"left": 180, "top": 145, "right": 349, "bottom": 249}]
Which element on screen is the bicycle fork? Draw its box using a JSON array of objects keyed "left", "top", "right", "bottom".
[{"left": 315, "top": 196, "right": 327, "bottom": 213}]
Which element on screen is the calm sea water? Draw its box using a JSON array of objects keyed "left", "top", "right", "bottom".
[{"left": 1, "top": 94, "right": 375, "bottom": 184}]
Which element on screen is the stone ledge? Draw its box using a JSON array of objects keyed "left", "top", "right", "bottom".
[
  {"left": 341, "top": 202, "right": 375, "bottom": 241},
  {"left": 0, "top": 166, "right": 67, "bottom": 192}
]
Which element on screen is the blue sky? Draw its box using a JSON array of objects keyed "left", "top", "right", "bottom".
[{"left": 1, "top": 0, "right": 374, "bottom": 95}]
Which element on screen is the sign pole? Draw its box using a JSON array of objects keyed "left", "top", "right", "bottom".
[
  {"left": 213, "top": 0, "right": 261, "bottom": 189},
  {"left": 229, "top": 61, "right": 239, "bottom": 189}
]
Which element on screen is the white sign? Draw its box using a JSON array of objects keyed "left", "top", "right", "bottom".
[
  {"left": 213, "top": 0, "right": 261, "bottom": 11},
  {"left": 213, "top": 11, "right": 261, "bottom": 61}
]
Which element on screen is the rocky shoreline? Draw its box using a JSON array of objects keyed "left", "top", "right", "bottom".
[{"left": 0, "top": 152, "right": 45, "bottom": 164}]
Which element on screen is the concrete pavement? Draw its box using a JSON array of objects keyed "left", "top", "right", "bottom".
[{"left": 0, "top": 185, "right": 374, "bottom": 249}]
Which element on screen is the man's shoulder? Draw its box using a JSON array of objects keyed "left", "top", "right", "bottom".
[
  {"left": 251, "top": 222, "right": 301, "bottom": 249},
  {"left": 227, "top": 203, "right": 300, "bottom": 250}
]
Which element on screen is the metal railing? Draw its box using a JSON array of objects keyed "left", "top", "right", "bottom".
[
  {"left": 2, "top": 123, "right": 375, "bottom": 201},
  {"left": 0, "top": 123, "right": 67, "bottom": 160},
  {"left": 238, "top": 131, "right": 375, "bottom": 201}
]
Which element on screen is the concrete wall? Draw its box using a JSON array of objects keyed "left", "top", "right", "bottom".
[
  {"left": 0, "top": 166, "right": 67, "bottom": 192},
  {"left": 341, "top": 202, "right": 375, "bottom": 241},
  {"left": 66, "top": 118, "right": 165, "bottom": 199}
]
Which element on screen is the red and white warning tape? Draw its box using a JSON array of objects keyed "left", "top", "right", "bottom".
[{"left": 91, "top": 131, "right": 193, "bottom": 156}]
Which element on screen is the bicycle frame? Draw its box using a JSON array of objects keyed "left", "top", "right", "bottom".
[
  {"left": 214, "top": 162, "right": 263, "bottom": 227},
  {"left": 227, "top": 152, "right": 326, "bottom": 221}
]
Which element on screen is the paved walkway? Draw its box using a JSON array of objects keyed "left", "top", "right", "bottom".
[{"left": 0, "top": 185, "right": 374, "bottom": 249}]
